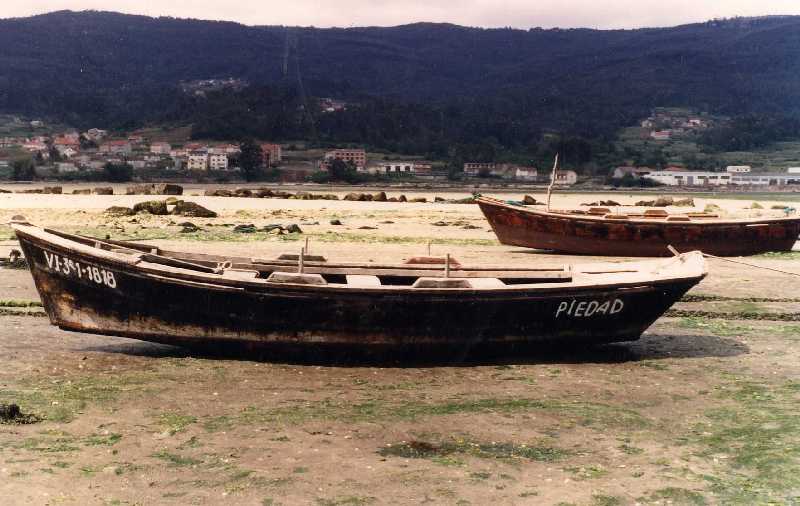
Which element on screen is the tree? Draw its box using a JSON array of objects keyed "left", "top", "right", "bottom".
[
  {"left": 103, "top": 162, "right": 133, "bottom": 182},
  {"left": 239, "top": 139, "right": 264, "bottom": 181},
  {"left": 11, "top": 159, "right": 35, "bottom": 181}
]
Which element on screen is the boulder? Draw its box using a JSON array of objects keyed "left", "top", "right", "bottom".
[
  {"left": 434, "top": 196, "right": 446, "bottom": 202},
  {"left": 522, "top": 195, "right": 538, "bottom": 205},
  {"left": 126, "top": 184, "right": 153, "bottom": 195},
  {"left": 153, "top": 183, "right": 183, "bottom": 195},
  {"left": 398, "top": 195, "right": 407, "bottom": 202},
  {"left": 372, "top": 191, "right": 387, "bottom": 202},
  {"left": 285, "top": 224, "right": 303, "bottom": 234},
  {"left": 408, "top": 197, "right": 427, "bottom": 203},
  {"left": 262, "top": 224, "right": 284, "bottom": 233},
  {"left": 104, "top": 206, "right": 135, "bottom": 216},
  {"left": 72, "top": 189, "right": 91, "bottom": 195},
  {"left": 635, "top": 200, "right": 654, "bottom": 207},
  {"left": 164, "top": 197, "right": 180, "bottom": 205},
  {"left": 234, "top": 188, "right": 253, "bottom": 198},
  {"left": 358, "top": 226, "right": 378, "bottom": 230},
  {"left": 343, "top": 192, "right": 363, "bottom": 201},
  {"left": 178, "top": 222, "right": 199, "bottom": 233},
  {"left": 653, "top": 197, "right": 674, "bottom": 207},
  {"left": 17, "top": 189, "right": 43, "bottom": 194},
  {"left": 254, "top": 188, "right": 273, "bottom": 198},
  {"left": 43, "top": 186, "right": 62, "bottom": 194},
  {"left": 673, "top": 198, "right": 695, "bottom": 207},
  {"left": 93, "top": 187, "right": 114, "bottom": 195},
  {"left": 432, "top": 221, "right": 449, "bottom": 226},
  {"left": 205, "top": 188, "right": 232, "bottom": 197},
  {"left": 133, "top": 200, "right": 169, "bottom": 215},
  {"left": 233, "top": 224, "right": 257, "bottom": 233},
  {"left": 330, "top": 219, "right": 343, "bottom": 225},
  {"left": 171, "top": 201, "right": 217, "bottom": 218}
]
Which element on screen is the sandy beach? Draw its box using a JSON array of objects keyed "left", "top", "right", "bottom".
[{"left": 1, "top": 187, "right": 800, "bottom": 505}]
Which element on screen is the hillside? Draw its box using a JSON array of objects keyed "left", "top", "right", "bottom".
[
  {"left": 1, "top": 11, "right": 800, "bottom": 171},
  {"left": 1, "top": 11, "right": 799, "bottom": 123}
]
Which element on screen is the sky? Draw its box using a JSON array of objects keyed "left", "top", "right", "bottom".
[{"left": 3, "top": 0, "right": 800, "bottom": 29}]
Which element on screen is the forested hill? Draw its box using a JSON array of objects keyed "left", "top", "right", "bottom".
[{"left": 1, "top": 10, "right": 799, "bottom": 134}]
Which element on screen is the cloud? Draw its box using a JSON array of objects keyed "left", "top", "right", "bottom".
[{"left": 5, "top": 0, "right": 800, "bottom": 29}]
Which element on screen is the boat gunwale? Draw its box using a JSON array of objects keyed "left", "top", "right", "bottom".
[
  {"left": 12, "top": 222, "right": 707, "bottom": 294},
  {"left": 475, "top": 196, "right": 800, "bottom": 227}
]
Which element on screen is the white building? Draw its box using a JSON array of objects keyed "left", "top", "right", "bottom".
[
  {"left": 645, "top": 170, "right": 800, "bottom": 186},
  {"left": 372, "top": 161, "right": 415, "bottom": 174},
  {"left": 787, "top": 167, "right": 800, "bottom": 174},
  {"left": 553, "top": 170, "right": 578, "bottom": 185},
  {"left": 56, "top": 162, "right": 78, "bottom": 173},
  {"left": 514, "top": 167, "right": 538, "bottom": 181},
  {"left": 645, "top": 170, "right": 731, "bottom": 186},
  {"left": 187, "top": 154, "right": 208, "bottom": 171},
  {"left": 208, "top": 153, "right": 229, "bottom": 170},
  {"left": 726, "top": 165, "right": 751, "bottom": 173},
  {"left": 150, "top": 142, "right": 172, "bottom": 155}
]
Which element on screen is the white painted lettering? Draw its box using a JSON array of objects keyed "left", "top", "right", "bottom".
[
  {"left": 575, "top": 301, "right": 587, "bottom": 317},
  {"left": 610, "top": 299, "right": 625, "bottom": 314},
  {"left": 556, "top": 301, "right": 568, "bottom": 318},
  {"left": 585, "top": 301, "right": 599, "bottom": 317}
]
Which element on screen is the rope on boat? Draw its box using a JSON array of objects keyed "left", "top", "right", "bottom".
[{"left": 701, "top": 252, "right": 800, "bottom": 277}]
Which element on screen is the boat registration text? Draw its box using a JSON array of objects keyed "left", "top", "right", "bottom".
[
  {"left": 43, "top": 251, "right": 117, "bottom": 288},
  {"left": 555, "top": 299, "right": 623, "bottom": 318}
]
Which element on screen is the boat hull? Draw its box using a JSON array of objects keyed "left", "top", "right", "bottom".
[
  {"left": 478, "top": 200, "right": 800, "bottom": 256},
  {"left": 15, "top": 229, "right": 701, "bottom": 352}
]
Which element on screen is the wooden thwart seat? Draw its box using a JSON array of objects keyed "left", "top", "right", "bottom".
[{"left": 346, "top": 274, "right": 381, "bottom": 287}]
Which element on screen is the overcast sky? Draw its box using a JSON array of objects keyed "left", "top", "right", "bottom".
[{"left": 4, "top": 0, "right": 800, "bottom": 29}]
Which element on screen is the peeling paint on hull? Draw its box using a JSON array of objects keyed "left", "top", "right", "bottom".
[
  {"left": 15, "top": 227, "right": 704, "bottom": 353},
  {"left": 478, "top": 198, "right": 800, "bottom": 257}
]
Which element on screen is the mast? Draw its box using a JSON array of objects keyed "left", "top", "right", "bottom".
[{"left": 546, "top": 153, "right": 559, "bottom": 212}]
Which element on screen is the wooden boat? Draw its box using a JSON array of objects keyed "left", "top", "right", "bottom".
[
  {"left": 11, "top": 218, "right": 706, "bottom": 354},
  {"left": 477, "top": 196, "right": 800, "bottom": 257}
]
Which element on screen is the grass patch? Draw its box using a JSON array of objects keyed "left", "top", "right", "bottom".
[
  {"left": 379, "top": 438, "right": 569, "bottom": 463},
  {"left": 156, "top": 412, "right": 196, "bottom": 435},
  {"left": 643, "top": 487, "right": 707, "bottom": 505},
  {"left": 688, "top": 380, "right": 800, "bottom": 504},
  {"left": 315, "top": 497, "right": 376, "bottom": 506},
  {"left": 151, "top": 449, "right": 201, "bottom": 467},
  {"left": 0, "top": 371, "right": 158, "bottom": 423},
  {"left": 233, "top": 397, "right": 648, "bottom": 430},
  {"left": 563, "top": 465, "right": 608, "bottom": 480},
  {"left": 0, "top": 300, "right": 43, "bottom": 308},
  {"left": 591, "top": 495, "right": 623, "bottom": 506},
  {"left": 83, "top": 433, "right": 122, "bottom": 446}
]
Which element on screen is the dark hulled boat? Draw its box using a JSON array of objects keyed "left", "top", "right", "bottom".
[
  {"left": 477, "top": 196, "right": 800, "bottom": 257},
  {"left": 11, "top": 219, "right": 706, "bottom": 354}
]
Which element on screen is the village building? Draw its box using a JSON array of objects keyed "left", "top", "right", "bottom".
[
  {"left": 187, "top": 154, "right": 209, "bottom": 171},
  {"left": 208, "top": 153, "right": 229, "bottom": 170},
  {"left": 85, "top": 128, "right": 108, "bottom": 141},
  {"left": 650, "top": 130, "right": 672, "bottom": 141},
  {"left": 787, "top": 167, "right": 800, "bottom": 174},
  {"left": 55, "top": 162, "right": 78, "bottom": 173},
  {"left": 170, "top": 148, "right": 190, "bottom": 159},
  {"left": 463, "top": 162, "right": 496, "bottom": 176},
  {"left": 150, "top": 142, "right": 172, "bottom": 155},
  {"left": 375, "top": 161, "right": 415, "bottom": 174},
  {"left": 99, "top": 140, "right": 132, "bottom": 155},
  {"left": 553, "top": 170, "right": 578, "bottom": 185},
  {"left": 612, "top": 166, "right": 652, "bottom": 179},
  {"left": 323, "top": 149, "right": 366, "bottom": 170},
  {"left": 209, "top": 144, "right": 239, "bottom": 155},
  {"left": 55, "top": 146, "right": 78, "bottom": 158},
  {"left": 412, "top": 162, "right": 434, "bottom": 176},
  {"left": 726, "top": 165, "right": 751, "bottom": 173},
  {"left": 260, "top": 143, "right": 282, "bottom": 165}
]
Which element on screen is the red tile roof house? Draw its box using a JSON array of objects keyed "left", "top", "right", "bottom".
[{"left": 99, "top": 140, "right": 133, "bottom": 155}]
